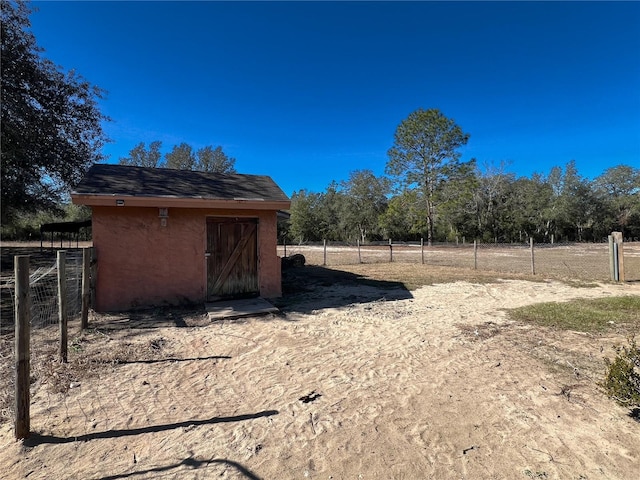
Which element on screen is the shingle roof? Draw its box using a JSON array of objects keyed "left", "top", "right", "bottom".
[{"left": 73, "top": 164, "right": 290, "bottom": 202}]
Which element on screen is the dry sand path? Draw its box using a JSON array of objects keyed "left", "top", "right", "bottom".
[{"left": 1, "top": 279, "right": 639, "bottom": 479}]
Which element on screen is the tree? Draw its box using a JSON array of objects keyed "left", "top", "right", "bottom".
[
  {"left": 289, "top": 190, "right": 322, "bottom": 243},
  {"left": 436, "top": 158, "right": 478, "bottom": 241},
  {"left": 505, "top": 175, "right": 555, "bottom": 242},
  {"left": 379, "top": 190, "right": 427, "bottom": 240},
  {"left": 119, "top": 141, "right": 163, "bottom": 168},
  {"left": 316, "top": 181, "right": 345, "bottom": 241},
  {"left": 470, "top": 163, "right": 515, "bottom": 242},
  {"left": 594, "top": 165, "right": 640, "bottom": 237},
  {"left": 164, "top": 142, "right": 195, "bottom": 170},
  {"left": 553, "top": 161, "right": 600, "bottom": 241},
  {"left": 119, "top": 142, "right": 236, "bottom": 173},
  {"left": 340, "top": 170, "right": 388, "bottom": 242},
  {"left": 386, "top": 108, "right": 470, "bottom": 245},
  {"left": 195, "top": 145, "right": 236, "bottom": 173},
  {"left": 1, "top": 0, "right": 109, "bottom": 223}
]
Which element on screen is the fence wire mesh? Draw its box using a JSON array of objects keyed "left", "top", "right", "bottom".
[
  {"left": 1, "top": 250, "right": 82, "bottom": 331},
  {"left": 279, "top": 241, "right": 640, "bottom": 282},
  {"left": 0, "top": 250, "right": 84, "bottom": 425}
]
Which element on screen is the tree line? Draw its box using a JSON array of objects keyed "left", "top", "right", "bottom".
[
  {"left": 287, "top": 161, "right": 640, "bottom": 245},
  {"left": 286, "top": 109, "right": 639, "bottom": 245},
  {"left": 118, "top": 141, "right": 236, "bottom": 173}
]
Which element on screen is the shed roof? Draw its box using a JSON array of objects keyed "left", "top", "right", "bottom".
[
  {"left": 40, "top": 220, "right": 91, "bottom": 234},
  {"left": 73, "top": 164, "right": 290, "bottom": 202}
]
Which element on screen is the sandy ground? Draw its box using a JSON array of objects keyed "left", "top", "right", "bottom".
[{"left": 1, "top": 278, "right": 639, "bottom": 479}]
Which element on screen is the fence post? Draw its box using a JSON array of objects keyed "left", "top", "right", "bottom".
[
  {"left": 90, "top": 247, "right": 97, "bottom": 309},
  {"left": 421, "top": 238, "right": 424, "bottom": 265},
  {"left": 612, "top": 232, "right": 625, "bottom": 282},
  {"left": 57, "top": 250, "right": 68, "bottom": 363},
  {"left": 608, "top": 235, "right": 615, "bottom": 281},
  {"left": 81, "top": 247, "right": 91, "bottom": 329},
  {"left": 323, "top": 239, "right": 327, "bottom": 266},
  {"left": 389, "top": 238, "right": 393, "bottom": 263},
  {"left": 530, "top": 237, "right": 535, "bottom": 275},
  {"left": 357, "top": 238, "right": 362, "bottom": 264},
  {"left": 473, "top": 240, "right": 478, "bottom": 270},
  {"left": 15, "top": 255, "right": 30, "bottom": 440}
]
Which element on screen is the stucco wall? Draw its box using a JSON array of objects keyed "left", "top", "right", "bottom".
[{"left": 92, "top": 206, "right": 281, "bottom": 311}]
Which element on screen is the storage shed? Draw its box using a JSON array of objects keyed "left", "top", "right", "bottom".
[{"left": 71, "top": 164, "right": 291, "bottom": 311}]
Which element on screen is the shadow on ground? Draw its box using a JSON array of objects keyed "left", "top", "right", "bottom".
[
  {"left": 95, "top": 456, "right": 263, "bottom": 480},
  {"left": 93, "top": 305, "right": 210, "bottom": 331},
  {"left": 24, "top": 410, "right": 279, "bottom": 446},
  {"left": 93, "top": 265, "right": 412, "bottom": 326},
  {"left": 114, "top": 355, "right": 231, "bottom": 365},
  {"left": 273, "top": 264, "right": 413, "bottom": 314}
]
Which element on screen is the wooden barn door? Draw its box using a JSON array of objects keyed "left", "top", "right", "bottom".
[{"left": 206, "top": 218, "right": 259, "bottom": 301}]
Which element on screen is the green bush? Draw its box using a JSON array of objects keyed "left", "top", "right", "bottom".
[{"left": 602, "top": 336, "right": 640, "bottom": 408}]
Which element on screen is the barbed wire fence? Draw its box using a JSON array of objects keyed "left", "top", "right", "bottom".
[
  {"left": 278, "top": 238, "right": 638, "bottom": 283},
  {"left": 0, "top": 249, "right": 85, "bottom": 434}
]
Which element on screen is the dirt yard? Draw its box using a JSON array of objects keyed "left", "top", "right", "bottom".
[{"left": 0, "top": 265, "right": 639, "bottom": 479}]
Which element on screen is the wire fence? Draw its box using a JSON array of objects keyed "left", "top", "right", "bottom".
[
  {"left": 0, "top": 250, "right": 83, "bottom": 333},
  {"left": 0, "top": 250, "right": 84, "bottom": 426},
  {"left": 278, "top": 240, "right": 640, "bottom": 283},
  {"left": 0, "top": 240, "right": 635, "bottom": 437}
]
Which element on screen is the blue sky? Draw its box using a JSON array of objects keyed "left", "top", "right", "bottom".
[{"left": 29, "top": 1, "right": 640, "bottom": 196}]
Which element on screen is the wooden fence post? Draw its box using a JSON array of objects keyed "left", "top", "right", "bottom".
[
  {"left": 81, "top": 247, "right": 91, "bottom": 329},
  {"left": 473, "top": 240, "right": 478, "bottom": 270},
  {"left": 421, "top": 238, "right": 424, "bottom": 265},
  {"left": 530, "top": 237, "right": 535, "bottom": 275},
  {"left": 323, "top": 239, "right": 327, "bottom": 266},
  {"left": 15, "top": 255, "right": 30, "bottom": 440},
  {"left": 57, "top": 250, "right": 68, "bottom": 363},
  {"left": 389, "top": 238, "right": 393, "bottom": 263},
  {"left": 612, "top": 232, "right": 625, "bottom": 282},
  {"left": 90, "top": 247, "right": 97, "bottom": 309}
]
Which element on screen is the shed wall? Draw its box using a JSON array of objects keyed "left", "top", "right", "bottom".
[{"left": 92, "top": 206, "right": 281, "bottom": 311}]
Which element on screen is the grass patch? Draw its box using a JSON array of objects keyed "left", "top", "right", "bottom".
[{"left": 508, "top": 296, "right": 640, "bottom": 333}]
